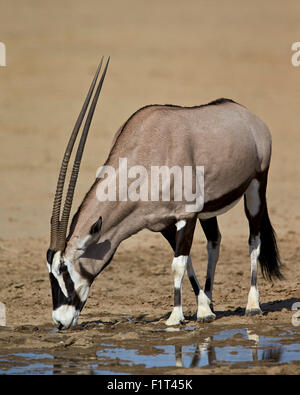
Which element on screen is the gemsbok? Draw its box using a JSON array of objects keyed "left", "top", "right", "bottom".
[{"left": 47, "top": 57, "right": 282, "bottom": 329}]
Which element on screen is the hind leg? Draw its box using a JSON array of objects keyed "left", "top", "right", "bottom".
[
  {"left": 185, "top": 256, "right": 215, "bottom": 322},
  {"left": 244, "top": 179, "right": 263, "bottom": 315},
  {"left": 200, "top": 217, "right": 221, "bottom": 304},
  {"left": 197, "top": 217, "right": 221, "bottom": 322},
  {"left": 246, "top": 234, "right": 262, "bottom": 315}
]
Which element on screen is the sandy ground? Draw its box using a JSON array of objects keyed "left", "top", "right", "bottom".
[{"left": 0, "top": 0, "right": 300, "bottom": 374}]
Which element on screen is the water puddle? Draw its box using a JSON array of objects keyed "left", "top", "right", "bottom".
[{"left": 0, "top": 325, "right": 299, "bottom": 374}]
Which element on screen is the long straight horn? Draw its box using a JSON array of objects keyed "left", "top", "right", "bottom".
[
  {"left": 57, "top": 57, "right": 110, "bottom": 252},
  {"left": 49, "top": 57, "right": 105, "bottom": 251}
]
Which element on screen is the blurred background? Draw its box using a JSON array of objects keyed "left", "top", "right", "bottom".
[{"left": 0, "top": 0, "right": 299, "bottom": 242}]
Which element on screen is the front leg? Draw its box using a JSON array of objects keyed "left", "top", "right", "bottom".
[
  {"left": 165, "top": 218, "right": 197, "bottom": 326},
  {"left": 166, "top": 255, "right": 188, "bottom": 325}
]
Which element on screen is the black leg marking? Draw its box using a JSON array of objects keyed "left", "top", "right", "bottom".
[
  {"left": 161, "top": 217, "right": 197, "bottom": 325},
  {"left": 174, "top": 218, "right": 197, "bottom": 257},
  {"left": 244, "top": 171, "right": 282, "bottom": 281},
  {"left": 189, "top": 274, "right": 200, "bottom": 296},
  {"left": 161, "top": 219, "right": 200, "bottom": 297},
  {"left": 174, "top": 288, "right": 181, "bottom": 307},
  {"left": 204, "top": 278, "right": 211, "bottom": 294},
  {"left": 200, "top": 217, "right": 220, "bottom": 246},
  {"left": 244, "top": 175, "right": 269, "bottom": 316},
  {"left": 251, "top": 269, "right": 257, "bottom": 287},
  {"left": 199, "top": 217, "right": 221, "bottom": 299}
]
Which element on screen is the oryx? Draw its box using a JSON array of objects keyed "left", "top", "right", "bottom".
[{"left": 46, "top": 57, "right": 282, "bottom": 329}]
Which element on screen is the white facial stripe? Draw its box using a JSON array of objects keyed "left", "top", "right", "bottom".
[
  {"left": 65, "top": 259, "right": 90, "bottom": 303},
  {"left": 48, "top": 252, "right": 90, "bottom": 303},
  {"left": 51, "top": 251, "right": 69, "bottom": 298},
  {"left": 176, "top": 220, "right": 186, "bottom": 231},
  {"left": 77, "top": 234, "right": 92, "bottom": 250}
]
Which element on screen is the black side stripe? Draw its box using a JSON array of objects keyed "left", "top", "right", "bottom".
[
  {"left": 47, "top": 248, "right": 56, "bottom": 264},
  {"left": 49, "top": 271, "right": 84, "bottom": 311}
]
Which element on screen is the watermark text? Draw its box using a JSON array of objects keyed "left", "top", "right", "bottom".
[
  {"left": 291, "top": 302, "right": 300, "bottom": 327},
  {"left": 0, "top": 42, "right": 6, "bottom": 66},
  {"left": 96, "top": 158, "right": 204, "bottom": 213},
  {"left": 0, "top": 302, "right": 6, "bottom": 326},
  {"left": 291, "top": 42, "right": 300, "bottom": 67}
]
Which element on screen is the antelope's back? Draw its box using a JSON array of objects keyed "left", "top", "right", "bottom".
[{"left": 108, "top": 100, "right": 271, "bottom": 205}]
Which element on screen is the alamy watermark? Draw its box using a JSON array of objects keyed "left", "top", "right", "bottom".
[
  {"left": 96, "top": 158, "right": 204, "bottom": 213},
  {"left": 291, "top": 302, "right": 300, "bottom": 327},
  {"left": 291, "top": 42, "right": 300, "bottom": 67},
  {"left": 0, "top": 42, "right": 6, "bottom": 67},
  {"left": 0, "top": 302, "right": 6, "bottom": 326}
]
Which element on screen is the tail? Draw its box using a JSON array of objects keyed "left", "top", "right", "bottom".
[{"left": 259, "top": 203, "right": 283, "bottom": 281}]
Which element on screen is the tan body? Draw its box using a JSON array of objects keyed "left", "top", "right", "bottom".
[
  {"left": 66, "top": 101, "right": 271, "bottom": 276},
  {"left": 47, "top": 61, "right": 281, "bottom": 329}
]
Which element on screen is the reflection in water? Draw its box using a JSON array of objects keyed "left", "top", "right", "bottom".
[
  {"left": 52, "top": 358, "right": 94, "bottom": 375},
  {"left": 0, "top": 326, "right": 299, "bottom": 374},
  {"left": 173, "top": 329, "right": 283, "bottom": 368}
]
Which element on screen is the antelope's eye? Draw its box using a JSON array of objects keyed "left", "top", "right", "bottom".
[{"left": 59, "top": 262, "right": 68, "bottom": 274}]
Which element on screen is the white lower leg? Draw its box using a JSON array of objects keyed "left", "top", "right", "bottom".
[
  {"left": 246, "top": 235, "right": 262, "bottom": 314},
  {"left": 186, "top": 256, "right": 215, "bottom": 322},
  {"left": 246, "top": 286, "right": 261, "bottom": 312},
  {"left": 195, "top": 240, "right": 220, "bottom": 322},
  {"left": 166, "top": 255, "right": 188, "bottom": 326},
  {"left": 196, "top": 289, "right": 216, "bottom": 322}
]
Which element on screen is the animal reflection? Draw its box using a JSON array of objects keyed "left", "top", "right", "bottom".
[
  {"left": 47, "top": 329, "right": 283, "bottom": 374},
  {"left": 174, "top": 329, "right": 282, "bottom": 368}
]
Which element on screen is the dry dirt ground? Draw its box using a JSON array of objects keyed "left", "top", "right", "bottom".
[{"left": 0, "top": 0, "right": 300, "bottom": 374}]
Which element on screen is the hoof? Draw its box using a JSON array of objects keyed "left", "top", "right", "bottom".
[
  {"left": 166, "top": 315, "right": 185, "bottom": 326},
  {"left": 245, "top": 308, "right": 262, "bottom": 317},
  {"left": 166, "top": 319, "right": 185, "bottom": 326},
  {"left": 197, "top": 313, "right": 216, "bottom": 323}
]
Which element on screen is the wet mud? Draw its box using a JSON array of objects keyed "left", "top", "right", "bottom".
[{"left": 0, "top": 318, "right": 299, "bottom": 374}]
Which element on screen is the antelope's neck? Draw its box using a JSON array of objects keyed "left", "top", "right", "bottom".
[{"left": 66, "top": 187, "right": 144, "bottom": 276}]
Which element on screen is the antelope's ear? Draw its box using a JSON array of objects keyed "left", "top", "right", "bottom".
[
  {"left": 77, "top": 217, "right": 103, "bottom": 253},
  {"left": 90, "top": 216, "right": 102, "bottom": 236}
]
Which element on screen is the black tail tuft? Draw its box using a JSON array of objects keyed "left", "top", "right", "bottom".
[{"left": 259, "top": 204, "right": 284, "bottom": 281}]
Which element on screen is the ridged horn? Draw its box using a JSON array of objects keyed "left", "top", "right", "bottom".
[
  {"left": 56, "top": 57, "right": 110, "bottom": 251},
  {"left": 49, "top": 57, "right": 109, "bottom": 251}
]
